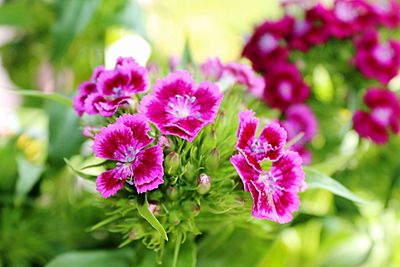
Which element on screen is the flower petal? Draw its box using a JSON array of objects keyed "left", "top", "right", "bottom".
[
  {"left": 230, "top": 154, "right": 261, "bottom": 191},
  {"left": 96, "top": 169, "right": 126, "bottom": 198},
  {"left": 116, "top": 114, "right": 154, "bottom": 150},
  {"left": 259, "top": 122, "right": 287, "bottom": 161}
]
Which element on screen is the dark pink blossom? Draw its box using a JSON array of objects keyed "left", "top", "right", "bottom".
[
  {"left": 140, "top": 71, "right": 223, "bottom": 142},
  {"left": 286, "top": 3, "right": 333, "bottom": 51},
  {"left": 242, "top": 16, "right": 293, "bottom": 73},
  {"left": 93, "top": 114, "right": 164, "bottom": 197},
  {"left": 330, "top": 0, "right": 377, "bottom": 39},
  {"left": 262, "top": 63, "right": 310, "bottom": 111},
  {"left": 236, "top": 110, "right": 287, "bottom": 168},
  {"left": 73, "top": 57, "right": 149, "bottom": 117},
  {"left": 371, "top": 0, "right": 400, "bottom": 28},
  {"left": 354, "top": 31, "right": 400, "bottom": 84},
  {"left": 230, "top": 151, "right": 304, "bottom": 223},
  {"left": 353, "top": 88, "right": 400, "bottom": 144}
]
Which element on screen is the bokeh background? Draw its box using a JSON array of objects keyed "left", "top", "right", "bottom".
[{"left": 1, "top": 0, "right": 400, "bottom": 266}]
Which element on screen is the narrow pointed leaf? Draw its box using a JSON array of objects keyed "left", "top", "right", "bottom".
[{"left": 137, "top": 194, "right": 168, "bottom": 241}]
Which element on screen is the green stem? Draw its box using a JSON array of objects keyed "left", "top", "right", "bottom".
[{"left": 172, "top": 232, "right": 183, "bottom": 267}]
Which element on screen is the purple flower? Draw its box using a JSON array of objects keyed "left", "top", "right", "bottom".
[
  {"left": 140, "top": 71, "right": 223, "bottom": 142},
  {"left": 231, "top": 151, "right": 304, "bottom": 223},
  {"left": 93, "top": 114, "right": 164, "bottom": 197},
  {"left": 330, "top": 0, "right": 377, "bottom": 39},
  {"left": 236, "top": 110, "right": 287, "bottom": 168},
  {"left": 353, "top": 88, "right": 400, "bottom": 144},
  {"left": 262, "top": 63, "right": 310, "bottom": 111},
  {"left": 73, "top": 57, "right": 149, "bottom": 117},
  {"left": 200, "top": 58, "right": 265, "bottom": 97},
  {"left": 242, "top": 16, "right": 293, "bottom": 73},
  {"left": 286, "top": 4, "right": 333, "bottom": 51},
  {"left": 354, "top": 31, "right": 400, "bottom": 84}
]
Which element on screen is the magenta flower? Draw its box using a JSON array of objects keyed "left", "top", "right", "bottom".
[
  {"left": 73, "top": 57, "right": 149, "bottom": 117},
  {"left": 200, "top": 58, "right": 265, "bottom": 98},
  {"left": 353, "top": 88, "right": 400, "bottom": 144},
  {"left": 236, "top": 110, "right": 287, "bottom": 168},
  {"left": 231, "top": 151, "right": 304, "bottom": 223},
  {"left": 93, "top": 114, "right": 164, "bottom": 197},
  {"left": 330, "top": 0, "right": 376, "bottom": 39},
  {"left": 286, "top": 4, "right": 333, "bottom": 51},
  {"left": 371, "top": 0, "right": 400, "bottom": 28},
  {"left": 354, "top": 31, "right": 400, "bottom": 84},
  {"left": 262, "top": 63, "right": 310, "bottom": 111},
  {"left": 242, "top": 16, "right": 293, "bottom": 73},
  {"left": 140, "top": 71, "right": 223, "bottom": 142}
]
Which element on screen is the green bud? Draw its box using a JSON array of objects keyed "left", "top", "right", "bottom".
[
  {"left": 166, "top": 186, "right": 179, "bottom": 200},
  {"left": 183, "top": 162, "right": 197, "bottom": 182},
  {"left": 168, "top": 211, "right": 181, "bottom": 225},
  {"left": 183, "top": 201, "right": 200, "bottom": 217},
  {"left": 128, "top": 224, "right": 144, "bottom": 240},
  {"left": 165, "top": 152, "right": 180, "bottom": 175},
  {"left": 205, "top": 148, "right": 220, "bottom": 170},
  {"left": 197, "top": 173, "right": 211, "bottom": 195}
]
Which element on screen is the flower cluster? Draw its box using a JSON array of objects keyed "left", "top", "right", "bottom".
[
  {"left": 353, "top": 88, "right": 400, "bottom": 144},
  {"left": 243, "top": 0, "right": 400, "bottom": 146},
  {"left": 73, "top": 57, "right": 149, "bottom": 117},
  {"left": 231, "top": 110, "right": 305, "bottom": 224},
  {"left": 74, "top": 58, "right": 224, "bottom": 198}
]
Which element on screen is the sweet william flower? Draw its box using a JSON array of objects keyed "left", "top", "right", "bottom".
[
  {"left": 353, "top": 88, "right": 400, "bottom": 144},
  {"left": 93, "top": 114, "right": 164, "bottom": 197},
  {"left": 231, "top": 151, "right": 304, "bottom": 224},
  {"left": 262, "top": 63, "right": 310, "bottom": 111},
  {"left": 140, "top": 71, "right": 223, "bottom": 142},
  {"left": 371, "top": 0, "right": 400, "bottom": 29},
  {"left": 354, "top": 31, "right": 400, "bottom": 84},
  {"left": 236, "top": 110, "right": 287, "bottom": 168}
]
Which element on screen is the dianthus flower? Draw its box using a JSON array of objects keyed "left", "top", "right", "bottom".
[
  {"left": 354, "top": 31, "right": 400, "bottom": 84},
  {"left": 231, "top": 150, "right": 304, "bottom": 224},
  {"left": 330, "top": 0, "right": 376, "bottom": 39},
  {"left": 242, "top": 16, "right": 293, "bottom": 73},
  {"left": 286, "top": 3, "right": 333, "bottom": 51},
  {"left": 140, "top": 71, "right": 223, "bottom": 142},
  {"left": 73, "top": 57, "right": 149, "bottom": 117},
  {"left": 236, "top": 110, "right": 287, "bottom": 168},
  {"left": 262, "top": 63, "right": 310, "bottom": 111},
  {"left": 93, "top": 114, "right": 164, "bottom": 197},
  {"left": 371, "top": 0, "right": 400, "bottom": 29},
  {"left": 353, "top": 88, "right": 400, "bottom": 144}
]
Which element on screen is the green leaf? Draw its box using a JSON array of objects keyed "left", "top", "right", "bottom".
[
  {"left": 137, "top": 194, "right": 168, "bottom": 241},
  {"left": 64, "top": 158, "right": 98, "bottom": 179},
  {"left": 304, "top": 167, "right": 366, "bottom": 204},
  {"left": 15, "top": 156, "right": 44, "bottom": 198},
  {"left": 1, "top": 89, "right": 72, "bottom": 107},
  {"left": 46, "top": 249, "right": 134, "bottom": 267},
  {"left": 180, "top": 36, "right": 194, "bottom": 68},
  {"left": 52, "top": 0, "right": 101, "bottom": 62},
  {"left": 0, "top": 3, "right": 33, "bottom": 27}
]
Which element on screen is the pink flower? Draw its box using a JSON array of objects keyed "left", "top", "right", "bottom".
[
  {"left": 242, "top": 16, "right": 293, "bottom": 73},
  {"left": 200, "top": 58, "right": 265, "bottom": 98},
  {"left": 353, "top": 88, "right": 400, "bottom": 144},
  {"left": 93, "top": 114, "right": 164, "bottom": 197},
  {"left": 262, "top": 63, "right": 310, "bottom": 111},
  {"left": 330, "top": 0, "right": 376, "bottom": 39},
  {"left": 73, "top": 57, "right": 149, "bottom": 117},
  {"left": 354, "top": 31, "right": 400, "bottom": 84},
  {"left": 371, "top": 0, "right": 400, "bottom": 28},
  {"left": 286, "top": 4, "right": 333, "bottom": 51},
  {"left": 140, "top": 71, "right": 223, "bottom": 142},
  {"left": 236, "top": 110, "right": 287, "bottom": 168},
  {"left": 231, "top": 151, "right": 304, "bottom": 223}
]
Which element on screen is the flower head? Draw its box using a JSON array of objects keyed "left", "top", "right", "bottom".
[
  {"left": 262, "top": 63, "right": 310, "bottom": 111},
  {"left": 73, "top": 57, "right": 149, "bottom": 117},
  {"left": 353, "top": 88, "right": 400, "bottom": 144},
  {"left": 93, "top": 114, "right": 164, "bottom": 197},
  {"left": 236, "top": 110, "right": 287, "bottom": 168},
  {"left": 231, "top": 151, "right": 304, "bottom": 223},
  {"left": 330, "top": 0, "right": 376, "bottom": 39},
  {"left": 242, "top": 16, "right": 293, "bottom": 73},
  {"left": 354, "top": 31, "right": 400, "bottom": 84},
  {"left": 371, "top": 0, "right": 400, "bottom": 28},
  {"left": 140, "top": 71, "right": 223, "bottom": 142}
]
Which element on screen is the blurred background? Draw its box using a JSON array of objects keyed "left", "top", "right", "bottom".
[{"left": 1, "top": 0, "right": 400, "bottom": 266}]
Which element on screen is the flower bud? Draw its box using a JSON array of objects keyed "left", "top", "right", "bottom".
[
  {"left": 183, "top": 201, "right": 200, "bottom": 217},
  {"left": 197, "top": 173, "right": 211, "bottom": 195},
  {"left": 166, "top": 186, "right": 179, "bottom": 200},
  {"left": 165, "top": 152, "right": 180, "bottom": 175},
  {"left": 205, "top": 148, "right": 220, "bottom": 170},
  {"left": 158, "top": 135, "right": 174, "bottom": 151},
  {"left": 128, "top": 224, "right": 144, "bottom": 240},
  {"left": 168, "top": 211, "right": 181, "bottom": 225},
  {"left": 183, "top": 162, "right": 196, "bottom": 182},
  {"left": 148, "top": 201, "right": 161, "bottom": 216}
]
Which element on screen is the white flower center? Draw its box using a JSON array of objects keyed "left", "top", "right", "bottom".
[
  {"left": 167, "top": 94, "right": 197, "bottom": 119},
  {"left": 371, "top": 107, "right": 392, "bottom": 126},
  {"left": 294, "top": 20, "right": 310, "bottom": 36},
  {"left": 258, "top": 33, "right": 279, "bottom": 54},
  {"left": 335, "top": 2, "right": 358, "bottom": 22},
  {"left": 373, "top": 43, "right": 394, "bottom": 65},
  {"left": 278, "top": 81, "right": 293, "bottom": 100}
]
